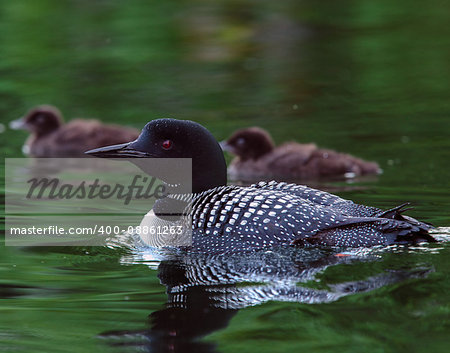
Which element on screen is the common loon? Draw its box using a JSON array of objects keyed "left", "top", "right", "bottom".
[
  {"left": 221, "top": 127, "right": 381, "bottom": 181},
  {"left": 86, "top": 118, "right": 434, "bottom": 253},
  {"left": 10, "top": 105, "right": 139, "bottom": 157}
]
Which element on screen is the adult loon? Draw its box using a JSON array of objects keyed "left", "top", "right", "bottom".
[
  {"left": 86, "top": 118, "right": 434, "bottom": 253},
  {"left": 221, "top": 127, "right": 380, "bottom": 181},
  {"left": 10, "top": 105, "right": 139, "bottom": 157}
]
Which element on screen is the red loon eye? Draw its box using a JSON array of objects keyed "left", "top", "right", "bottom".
[{"left": 162, "top": 139, "right": 172, "bottom": 150}]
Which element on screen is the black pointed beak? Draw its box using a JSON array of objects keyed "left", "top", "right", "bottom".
[{"left": 85, "top": 141, "right": 152, "bottom": 158}]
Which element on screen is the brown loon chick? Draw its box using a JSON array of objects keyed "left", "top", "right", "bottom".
[
  {"left": 221, "top": 127, "right": 381, "bottom": 181},
  {"left": 10, "top": 105, "right": 140, "bottom": 157}
]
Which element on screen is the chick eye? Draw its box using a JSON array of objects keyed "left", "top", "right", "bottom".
[
  {"left": 34, "top": 114, "right": 46, "bottom": 124},
  {"left": 162, "top": 139, "right": 173, "bottom": 150},
  {"left": 236, "top": 137, "right": 245, "bottom": 146}
]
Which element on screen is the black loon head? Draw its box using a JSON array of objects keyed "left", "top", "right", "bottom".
[
  {"left": 10, "top": 105, "right": 63, "bottom": 137},
  {"left": 86, "top": 118, "right": 227, "bottom": 193},
  {"left": 221, "top": 127, "right": 275, "bottom": 161}
]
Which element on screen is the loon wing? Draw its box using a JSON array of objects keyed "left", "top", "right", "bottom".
[
  {"left": 251, "top": 181, "right": 381, "bottom": 217},
  {"left": 292, "top": 214, "right": 434, "bottom": 247}
]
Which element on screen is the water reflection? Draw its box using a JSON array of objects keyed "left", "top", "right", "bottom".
[{"left": 99, "top": 247, "right": 432, "bottom": 352}]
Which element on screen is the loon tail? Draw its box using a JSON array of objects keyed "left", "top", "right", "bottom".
[{"left": 376, "top": 203, "right": 434, "bottom": 239}]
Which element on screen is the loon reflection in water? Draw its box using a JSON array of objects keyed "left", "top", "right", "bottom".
[{"left": 98, "top": 247, "right": 433, "bottom": 352}]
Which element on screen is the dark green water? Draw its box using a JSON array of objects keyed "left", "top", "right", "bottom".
[{"left": 1, "top": 1, "right": 449, "bottom": 352}]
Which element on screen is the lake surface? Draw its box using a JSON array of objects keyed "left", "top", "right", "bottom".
[{"left": 1, "top": 1, "right": 449, "bottom": 352}]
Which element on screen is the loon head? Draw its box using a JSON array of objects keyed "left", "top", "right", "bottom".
[
  {"left": 86, "top": 118, "right": 227, "bottom": 193},
  {"left": 221, "top": 127, "right": 275, "bottom": 161},
  {"left": 10, "top": 105, "right": 63, "bottom": 137}
]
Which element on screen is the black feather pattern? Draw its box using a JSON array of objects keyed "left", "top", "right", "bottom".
[{"left": 185, "top": 181, "right": 435, "bottom": 253}]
